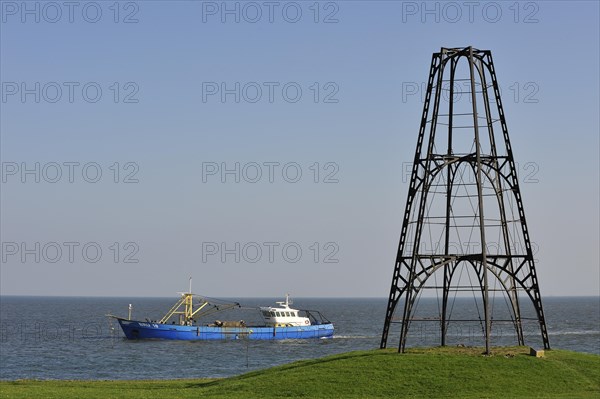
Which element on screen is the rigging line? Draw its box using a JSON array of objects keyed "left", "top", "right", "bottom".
[
  {"left": 501, "top": 280, "right": 517, "bottom": 335},
  {"left": 441, "top": 165, "right": 456, "bottom": 258},
  {"left": 465, "top": 261, "right": 486, "bottom": 337},
  {"left": 435, "top": 220, "right": 447, "bottom": 254},
  {"left": 450, "top": 166, "right": 478, "bottom": 258},
  {"left": 436, "top": 125, "right": 480, "bottom": 128},
  {"left": 439, "top": 89, "right": 491, "bottom": 94},
  {"left": 448, "top": 168, "right": 467, "bottom": 253},
  {"left": 419, "top": 222, "right": 504, "bottom": 227},
  {"left": 237, "top": 306, "right": 263, "bottom": 311},
  {"left": 497, "top": 220, "right": 503, "bottom": 256},
  {"left": 411, "top": 277, "right": 428, "bottom": 345},
  {"left": 193, "top": 296, "right": 241, "bottom": 307},
  {"left": 433, "top": 262, "right": 441, "bottom": 323},
  {"left": 435, "top": 223, "right": 506, "bottom": 228},
  {"left": 433, "top": 225, "right": 448, "bottom": 326},
  {"left": 503, "top": 183, "right": 518, "bottom": 256},
  {"left": 491, "top": 260, "right": 497, "bottom": 328},
  {"left": 449, "top": 164, "right": 480, "bottom": 257},
  {"left": 424, "top": 172, "right": 441, "bottom": 250},
  {"left": 457, "top": 162, "right": 480, "bottom": 222},
  {"left": 446, "top": 261, "right": 465, "bottom": 329},
  {"left": 423, "top": 178, "right": 442, "bottom": 319},
  {"left": 450, "top": 199, "right": 466, "bottom": 256},
  {"left": 423, "top": 215, "right": 491, "bottom": 219},
  {"left": 465, "top": 165, "right": 483, "bottom": 254},
  {"left": 441, "top": 78, "right": 475, "bottom": 82},
  {"left": 452, "top": 194, "right": 501, "bottom": 198}
]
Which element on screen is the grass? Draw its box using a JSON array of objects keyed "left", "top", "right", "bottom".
[{"left": 1, "top": 346, "right": 599, "bottom": 398}]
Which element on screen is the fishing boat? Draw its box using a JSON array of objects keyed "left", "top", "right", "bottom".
[{"left": 109, "top": 288, "right": 334, "bottom": 341}]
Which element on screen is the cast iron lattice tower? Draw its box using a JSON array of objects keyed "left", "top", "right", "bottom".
[{"left": 380, "top": 47, "right": 550, "bottom": 354}]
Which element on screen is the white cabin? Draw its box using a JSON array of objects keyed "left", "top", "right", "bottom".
[{"left": 259, "top": 294, "right": 311, "bottom": 327}]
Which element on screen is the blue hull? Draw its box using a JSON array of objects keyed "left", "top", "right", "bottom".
[{"left": 117, "top": 319, "right": 334, "bottom": 340}]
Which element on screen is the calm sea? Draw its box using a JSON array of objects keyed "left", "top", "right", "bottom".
[{"left": 0, "top": 296, "right": 598, "bottom": 380}]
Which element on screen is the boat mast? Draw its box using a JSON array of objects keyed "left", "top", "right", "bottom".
[{"left": 185, "top": 277, "right": 193, "bottom": 321}]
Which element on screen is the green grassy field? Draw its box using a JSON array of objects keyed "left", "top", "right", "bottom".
[{"left": 1, "top": 346, "right": 598, "bottom": 398}]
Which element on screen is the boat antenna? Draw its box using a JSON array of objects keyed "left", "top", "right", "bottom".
[{"left": 189, "top": 276, "right": 192, "bottom": 294}]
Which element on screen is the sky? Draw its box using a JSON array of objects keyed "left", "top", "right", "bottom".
[{"left": 0, "top": 0, "right": 598, "bottom": 297}]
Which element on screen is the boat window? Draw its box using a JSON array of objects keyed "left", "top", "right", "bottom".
[
  {"left": 285, "top": 312, "right": 291, "bottom": 317},
  {"left": 276, "top": 312, "right": 281, "bottom": 317},
  {"left": 262, "top": 311, "right": 270, "bottom": 317},
  {"left": 270, "top": 311, "right": 276, "bottom": 317}
]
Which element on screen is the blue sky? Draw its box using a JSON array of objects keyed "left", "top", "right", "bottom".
[{"left": 1, "top": 1, "right": 598, "bottom": 297}]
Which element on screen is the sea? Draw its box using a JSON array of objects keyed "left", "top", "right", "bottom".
[{"left": 0, "top": 296, "right": 598, "bottom": 380}]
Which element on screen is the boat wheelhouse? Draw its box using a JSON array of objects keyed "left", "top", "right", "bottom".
[{"left": 257, "top": 294, "right": 331, "bottom": 327}]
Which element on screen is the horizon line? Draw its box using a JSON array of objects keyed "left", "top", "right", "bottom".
[{"left": 1, "top": 294, "right": 598, "bottom": 299}]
